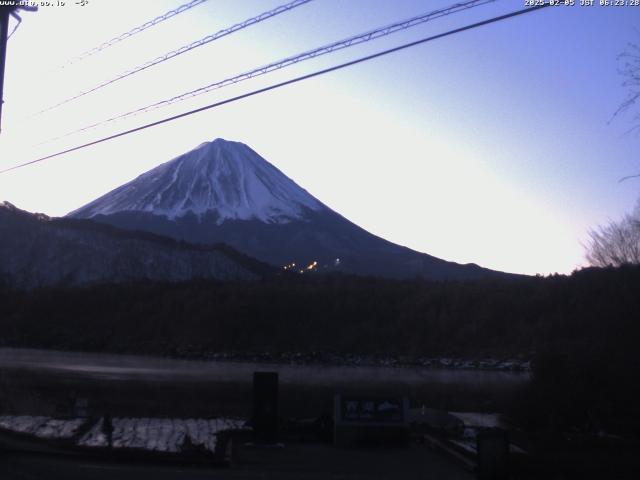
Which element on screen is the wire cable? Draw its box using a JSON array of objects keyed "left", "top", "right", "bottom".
[
  {"left": 47, "top": 0, "right": 497, "bottom": 141},
  {"left": 36, "top": 0, "right": 313, "bottom": 115},
  {"left": 0, "top": 3, "right": 551, "bottom": 175},
  {"left": 58, "top": 0, "right": 209, "bottom": 69}
]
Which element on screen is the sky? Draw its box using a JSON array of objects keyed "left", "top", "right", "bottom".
[{"left": 0, "top": 0, "right": 639, "bottom": 276}]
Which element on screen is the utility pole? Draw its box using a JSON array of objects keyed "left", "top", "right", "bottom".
[
  {"left": 0, "top": 6, "right": 12, "bottom": 134},
  {"left": 0, "top": 4, "right": 35, "bottom": 134}
]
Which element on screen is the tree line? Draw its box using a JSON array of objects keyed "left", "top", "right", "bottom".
[{"left": 0, "top": 266, "right": 637, "bottom": 360}]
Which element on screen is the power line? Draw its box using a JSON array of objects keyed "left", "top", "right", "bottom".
[
  {"left": 46, "top": 0, "right": 497, "bottom": 142},
  {"left": 35, "top": 0, "right": 313, "bottom": 115},
  {"left": 7, "top": 11, "right": 21, "bottom": 39},
  {"left": 58, "top": 0, "right": 209, "bottom": 70},
  {"left": 0, "top": 3, "right": 551, "bottom": 175}
]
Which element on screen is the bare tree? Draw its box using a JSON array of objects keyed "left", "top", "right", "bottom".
[
  {"left": 610, "top": 40, "right": 640, "bottom": 182},
  {"left": 587, "top": 39, "right": 640, "bottom": 266},
  {"left": 586, "top": 203, "right": 640, "bottom": 267},
  {"left": 613, "top": 40, "right": 640, "bottom": 132}
]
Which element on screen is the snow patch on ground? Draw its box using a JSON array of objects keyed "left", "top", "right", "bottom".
[
  {"left": 0, "top": 415, "right": 85, "bottom": 439},
  {"left": 0, "top": 414, "right": 245, "bottom": 454},
  {"left": 78, "top": 417, "right": 246, "bottom": 453}
]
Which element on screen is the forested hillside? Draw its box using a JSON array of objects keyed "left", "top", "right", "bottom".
[{"left": 1, "top": 266, "right": 637, "bottom": 361}]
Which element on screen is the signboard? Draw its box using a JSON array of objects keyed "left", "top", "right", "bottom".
[
  {"left": 339, "top": 396, "right": 405, "bottom": 423},
  {"left": 252, "top": 371, "right": 279, "bottom": 443},
  {"left": 334, "top": 394, "right": 409, "bottom": 446}
]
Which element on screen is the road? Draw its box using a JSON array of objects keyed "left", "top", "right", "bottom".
[
  {"left": 0, "top": 443, "right": 474, "bottom": 480},
  {"left": 0, "top": 426, "right": 473, "bottom": 479}
]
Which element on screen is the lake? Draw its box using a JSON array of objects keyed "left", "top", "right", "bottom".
[{"left": 0, "top": 348, "right": 529, "bottom": 418}]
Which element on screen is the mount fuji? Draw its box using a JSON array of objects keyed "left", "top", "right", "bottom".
[{"left": 69, "top": 138, "right": 503, "bottom": 280}]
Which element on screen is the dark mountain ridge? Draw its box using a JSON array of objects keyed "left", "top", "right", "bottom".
[{"left": 0, "top": 201, "right": 272, "bottom": 289}]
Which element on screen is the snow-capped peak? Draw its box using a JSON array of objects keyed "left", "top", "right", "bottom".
[{"left": 69, "top": 138, "right": 325, "bottom": 224}]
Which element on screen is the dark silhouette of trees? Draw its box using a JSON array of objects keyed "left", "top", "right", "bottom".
[{"left": 0, "top": 266, "right": 637, "bottom": 362}]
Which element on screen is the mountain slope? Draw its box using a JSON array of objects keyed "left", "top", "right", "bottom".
[
  {"left": 0, "top": 202, "right": 269, "bottom": 289},
  {"left": 69, "top": 138, "right": 507, "bottom": 280},
  {"left": 70, "top": 139, "right": 324, "bottom": 223}
]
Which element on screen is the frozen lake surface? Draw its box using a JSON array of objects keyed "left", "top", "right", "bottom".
[{"left": 0, "top": 347, "right": 529, "bottom": 388}]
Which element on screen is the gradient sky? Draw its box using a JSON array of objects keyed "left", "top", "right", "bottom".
[{"left": 0, "top": 0, "right": 639, "bottom": 275}]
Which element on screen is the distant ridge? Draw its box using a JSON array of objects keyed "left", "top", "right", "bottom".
[{"left": 0, "top": 201, "right": 271, "bottom": 289}]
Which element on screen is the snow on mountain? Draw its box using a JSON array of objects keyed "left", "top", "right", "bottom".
[{"left": 69, "top": 139, "right": 324, "bottom": 224}]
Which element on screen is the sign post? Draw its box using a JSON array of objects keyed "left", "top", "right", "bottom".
[
  {"left": 252, "top": 371, "right": 279, "bottom": 444},
  {"left": 334, "top": 394, "right": 409, "bottom": 447}
]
